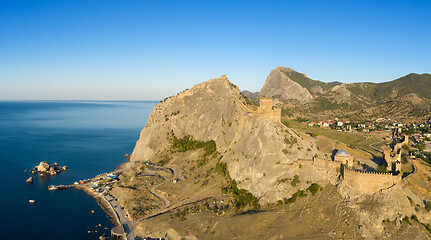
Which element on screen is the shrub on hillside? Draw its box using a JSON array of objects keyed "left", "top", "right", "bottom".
[{"left": 307, "top": 183, "right": 320, "bottom": 196}]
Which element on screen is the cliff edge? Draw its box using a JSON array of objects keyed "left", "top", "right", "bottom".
[{"left": 129, "top": 76, "right": 327, "bottom": 202}]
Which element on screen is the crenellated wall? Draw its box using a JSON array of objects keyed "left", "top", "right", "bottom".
[
  {"left": 312, "top": 157, "right": 340, "bottom": 172},
  {"left": 342, "top": 168, "right": 401, "bottom": 194},
  {"left": 312, "top": 157, "right": 401, "bottom": 194}
]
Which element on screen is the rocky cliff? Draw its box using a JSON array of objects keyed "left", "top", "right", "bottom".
[
  {"left": 259, "top": 67, "right": 315, "bottom": 103},
  {"left": 129, "top": 76, "right": 328, "bottom": 203},
  {"left": 111, "top": 75, "right": 431, "bottom": 239}
]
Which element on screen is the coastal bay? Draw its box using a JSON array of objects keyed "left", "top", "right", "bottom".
[{"left": 0, "top": 101, "right": 156, "bottom": 240}]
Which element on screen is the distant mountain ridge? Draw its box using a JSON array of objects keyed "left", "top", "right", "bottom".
[{"left": 243, "top": 67, "right": 431, "bottom": 120}]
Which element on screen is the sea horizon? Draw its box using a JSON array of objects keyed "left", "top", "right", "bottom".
[{"left": 0, "top": 100, "right": 156, "bottom": 239}]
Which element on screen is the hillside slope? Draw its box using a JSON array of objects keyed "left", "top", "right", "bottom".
[
  {"left": 108, "top": 75, "right": 431, "bottom": 239},
  {"left": 129, "top": 76, "right": 325, "bottom": 202},
  {"left": 258, "top": 67, "right": 431, "bottom": 120}
]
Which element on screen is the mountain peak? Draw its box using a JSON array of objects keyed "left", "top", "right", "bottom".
[{"left": 276, "top": 66, "right": 296, "bottom": 72}]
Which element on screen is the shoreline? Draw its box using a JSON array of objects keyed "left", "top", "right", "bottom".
[
  {"left": 59, "top": 172, "right": 133, "bottom": 239},
  {"left": 73, "top": 185, "right": 120, "bottom": 226}
]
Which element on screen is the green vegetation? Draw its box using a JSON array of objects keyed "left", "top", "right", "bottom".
[
  {"left": 157, "top": 155, "right": 171, "bottom": 166},
  {"left": 283, "top": 189, "right": 307, "bottom": 204},
  {"left": 284, "top": 136, "right": 298, "bottom": 147},
  {"left": 294, "top": 117, "right": 308, "bottom": 123},
  {"left": 403, "top": 145, "right": 411, "bottom": 151},
  {"left": 240, "top": 92, "right": 258, "bottom": 106},
  {"left": 376, "top": 73, "right": 431, "bottom": 101},
  {"left": 281, "top": 118, "right": 290, "bottom": 127},
  {"left": 423, "top": 223, "right": 431, "bottom": 235},
  {"left": 277, "top": 183, "right": 320, "bottom": 206},
  {"left": 281, "top": 108, "right": 293, "bottom": 117},
  {"left": 279, "top": 68, "right": 335, "bottom": 92},
  {"left": 277, "top": 178, "right": 289, "bottom": 184},
  {"left": 312, "top": 96, "right": 354, "bottom": 111},
  {"left": 175, "top": 208, "right": 188, "bottom": 221},
  {"left": 130, "top": 197, "right": 157, "bottom": 218},
  {"left": 403, "top": 216, "right": 412, "bottom": 225},
  {"left": 282, "top": 149, "right": 289, "bottom": 154},
  {"left": 284, "top": 119, "right": 382, "bottom": 155},
  {"left": 425, "top": 200, "right": 431, "bottom": 211},
  {"left": 169, "top": 131, "right": 217, "bottom": 166},
  {"left": 306, "top": 183, "right": 320, "bottom": 195},
  {"left": 407, "top": 196, "right": 414, "bottom": 205},
  {"left": 409, "top": 213, "right": 431, "bottom": 235},
  {"left": 216, "top": 157, "right": 260, "bottom": 212},
  {"left": 222, "top": 179, "right": 260, "bottom": 211},
  {"left": 215, "top": 160, "right": 228, "bottom": 177},
  {"left": 376, "top": 165, "right": 388, "bottom": 173},
  {"left": 291, "top": 175, "right": 300, "bottom": 187},
  {"left": 170, "top": 131, "right": 216, "bottom": 153}
]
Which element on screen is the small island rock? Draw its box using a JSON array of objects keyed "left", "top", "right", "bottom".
[
  {"left": 36, "top": 161, "right": 50, "bottom": 172},
  {"left": 33, "top": 161, "right": 68, "bottom": 177},
  {"left": 26, "top": 177, "right": 33, "bottom": 184}
]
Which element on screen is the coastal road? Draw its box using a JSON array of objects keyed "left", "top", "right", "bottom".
[{"left": 105, "top": 194, "right": 136, "bottom": 240}]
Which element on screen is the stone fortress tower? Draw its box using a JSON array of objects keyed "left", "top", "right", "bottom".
[
  {"left": 383, "top": 135, "right": 408, "bottom": 174},
  {"left": 257, "top": 97, "right": 281, "bottom": 122}
]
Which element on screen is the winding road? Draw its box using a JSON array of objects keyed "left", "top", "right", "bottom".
[{"left": 105, "top": 194, "right": 136, "bottom": 240}]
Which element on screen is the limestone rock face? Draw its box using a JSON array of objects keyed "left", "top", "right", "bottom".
[
  {"left": 260, "top": 66, "right": 314, "bottom": 103},
  {"left": 129, "top": 77, "right": 323, "bottom": 203},
  {"left": 330, "top": 84, "right": 352, "bottom": 103}
]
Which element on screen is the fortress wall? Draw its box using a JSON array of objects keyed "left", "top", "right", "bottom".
[
  {"left": 259, "top": 97, "right": 273, "bottom": 112},
  {"left": 394, "top": 136, "right": 409, "bottom": 151},
  {"left": 238, "top": 97, "right": 280, "bottom": 122},
  {"left": 259, "top": 108, "right": 281, "bottom": 122},
  {"left": 343, "top": 169, "right": 401, "bottom": 194},
  {"left": 272, "top": 108, "right": 281, "bottom": 122},
  {"left": 312, "top": 158, "right": 339, "bottom": 172}
]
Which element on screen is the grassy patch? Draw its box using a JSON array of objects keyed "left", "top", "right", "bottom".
[{"left": 284, "top": 119, "right": 381, "bottom": 155}]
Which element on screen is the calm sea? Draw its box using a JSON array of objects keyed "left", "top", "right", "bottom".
[{"left": 0, "top": 101, "right": 156, "bottom": 240}]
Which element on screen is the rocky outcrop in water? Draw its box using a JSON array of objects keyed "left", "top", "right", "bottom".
[
  {"left": 26, "top": 176, "right": 33, "bottom": 184},
  {"left": 34, "top": 161, "right": 67, "bottom": 177}
]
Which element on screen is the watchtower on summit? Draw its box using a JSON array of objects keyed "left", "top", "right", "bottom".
[{"left": 257, "top": 97, "right": 281, "bottom": 123}]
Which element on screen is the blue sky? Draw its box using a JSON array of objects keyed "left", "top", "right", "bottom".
[{"left": 1, "top": 0, "right": 430, "bottom": 100}]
